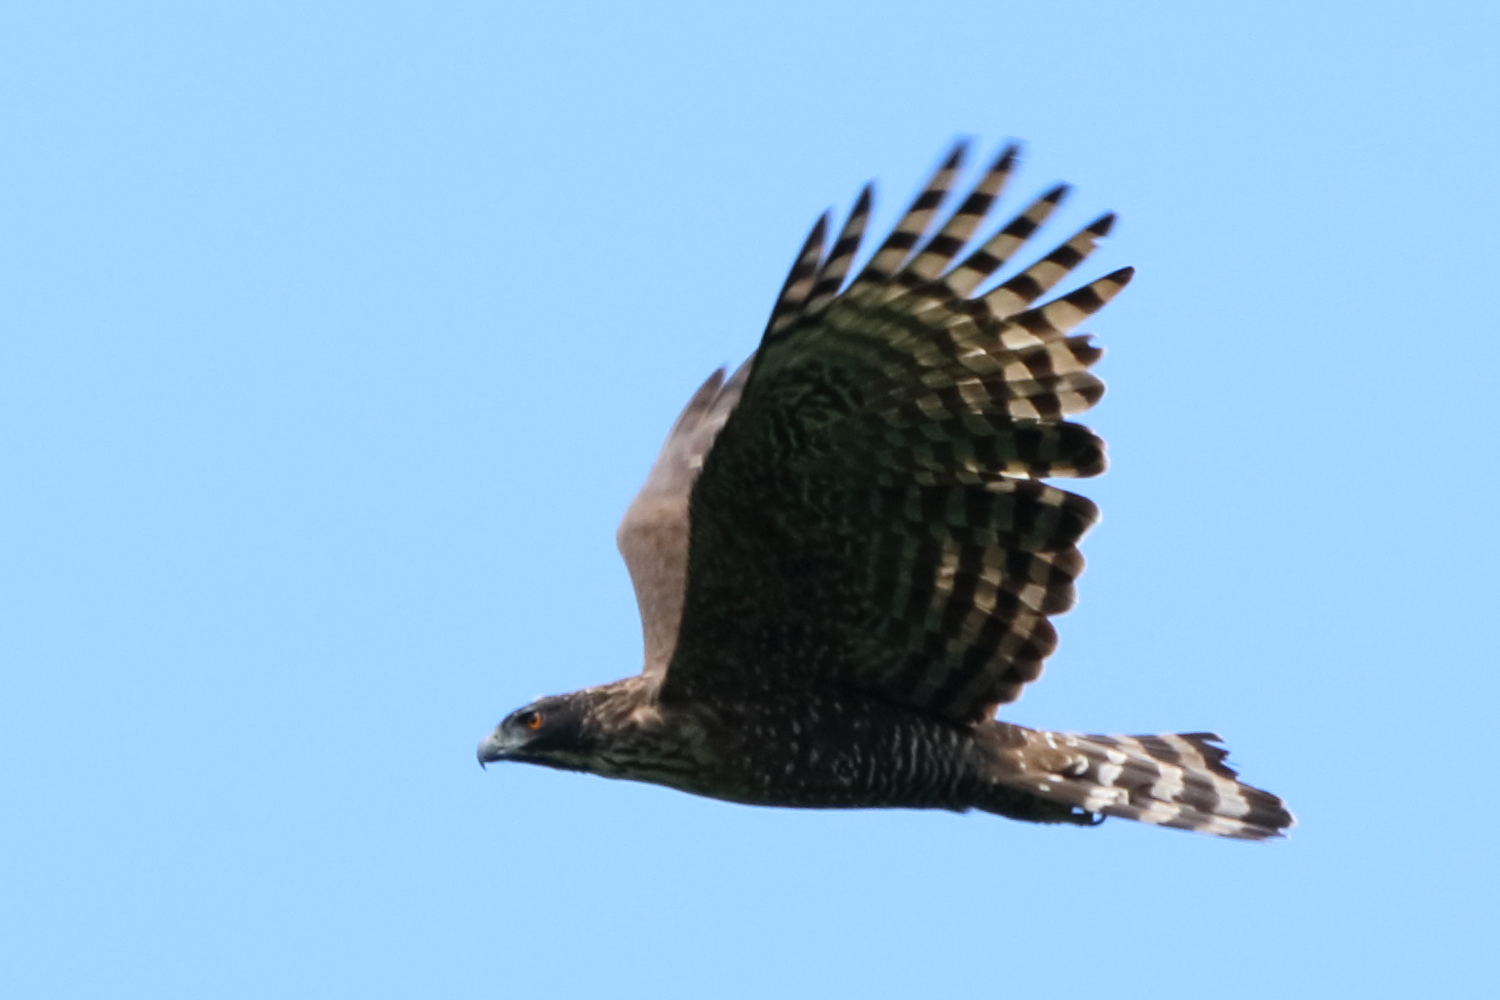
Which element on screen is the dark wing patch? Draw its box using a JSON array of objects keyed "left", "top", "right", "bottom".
[{"left": 664, "top": 141, "right": 1130, "bottom": 724}]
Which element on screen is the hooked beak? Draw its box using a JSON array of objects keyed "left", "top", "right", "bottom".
[{"left": 476, "top": 727, "right": 517, "bottom": 768}]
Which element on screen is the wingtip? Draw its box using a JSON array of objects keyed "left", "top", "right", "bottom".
[
  {"left": 851, "top": 182, "right": 874, "bottom": 214},
  {"left": 940, "top": 137, "right": 970, "bottom": 170},
  {"left": 807, "top": 210, "right": 831, "bottom": 244},
  {"left": 992, "top": 141, "right": 1021, "bottom": 172}
]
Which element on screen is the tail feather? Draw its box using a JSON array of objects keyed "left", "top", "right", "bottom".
[{"left": 993, "top": 726, "right": 1294, "bottom": 840}]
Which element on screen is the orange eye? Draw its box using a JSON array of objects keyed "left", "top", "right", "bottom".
[{"left": 524, "top": 711, "right": 544, "bottom": 731}]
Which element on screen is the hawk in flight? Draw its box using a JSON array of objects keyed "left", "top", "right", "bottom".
[{"left": 478, "top": 142, "right": 1293, "bottom": 840}]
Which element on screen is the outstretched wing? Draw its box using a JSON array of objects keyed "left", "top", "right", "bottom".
[
  {"left": 617, "top": 361, "right": 749, "bottom": 679},
  {"left": 663, "top": 141, "right": 1132, "bottom": 724}
]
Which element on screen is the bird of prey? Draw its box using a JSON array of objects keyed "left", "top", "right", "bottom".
[{"left": 477, "top": 141, "right": 1294, "bottom": 840}]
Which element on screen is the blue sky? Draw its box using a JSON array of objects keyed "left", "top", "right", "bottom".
[{"left": 4, "top": 1, "right": 1497, "bottom": 997}]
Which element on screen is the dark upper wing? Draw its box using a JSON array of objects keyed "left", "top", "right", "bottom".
[
  {"left": 617, "top": 361, "right": 749, "bottom": 680},
  {"left": 661, "top": 141, "right": 1132, "bottom": 724}
]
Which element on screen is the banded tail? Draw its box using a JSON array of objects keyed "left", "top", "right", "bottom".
[{"left": 985, "top": 724, "right": 1294, "bottom": 840}]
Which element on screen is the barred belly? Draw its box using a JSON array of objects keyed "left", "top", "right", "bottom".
[{"left": 656, "top": 689, "right": 989, "bottom": 811}]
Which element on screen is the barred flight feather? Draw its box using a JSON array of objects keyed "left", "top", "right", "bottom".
[
  {"left": 837, "top": 418, "right": 1104, "bottom": 483},
  {"left": 764, "top": 214, "right": 831, "bottom": 338},
  {"left": 903, "top": 143, "right": 1018, "bottom": 282},
  {"left": 802, "top": 186, "right": 872, "bottom": 315},
  {"left": 997, "top": 270, "right": 1133, "bottom": 350},
  {"left": 943, "top": 184, "right": 1069, "bottom": 297},
  {"left": 983, "top": 214, "right": 1116, "bottom": 318},
  {"left": 851, "top": 141, "right": 968, "bottom": 294}
]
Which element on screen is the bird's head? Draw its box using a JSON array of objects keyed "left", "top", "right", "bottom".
[{"left": 476, "top": 693, "right": 595, "bottom": 771}]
